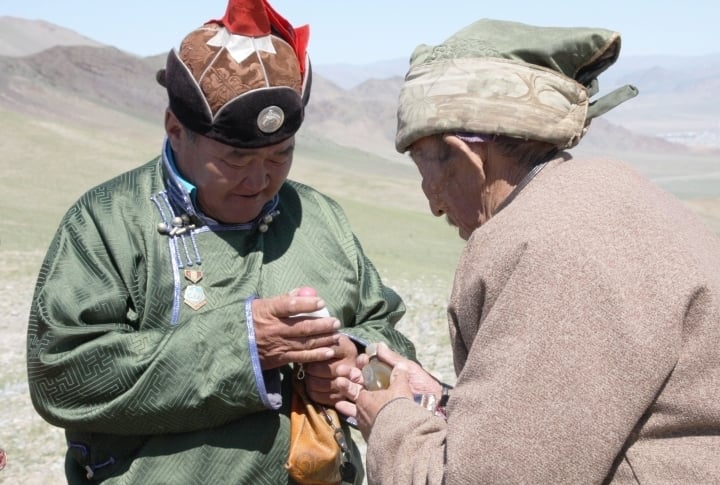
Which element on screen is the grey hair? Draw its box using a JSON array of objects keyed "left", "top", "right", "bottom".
[
  {"left": 492, "top": 135, "right": 558, "bottom": 168},
  {"left": 411, "top": 133, "right": 557, "bottom": 169}
]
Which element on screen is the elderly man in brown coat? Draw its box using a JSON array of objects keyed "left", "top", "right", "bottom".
[{"left": 335, "top": 18, "right": 720, "bottom": 484}]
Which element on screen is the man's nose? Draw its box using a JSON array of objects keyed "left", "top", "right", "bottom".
[
  {"left": 421, "top": 181, "right": 445, "bottom": 217},
  {"left": 429, "top": 199, "right": 445, "bottom": 217},
  {"left": 242, "top": 163, "right": 269, "bottom": 191}
]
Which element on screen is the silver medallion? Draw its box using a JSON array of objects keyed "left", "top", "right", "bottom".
[
  {"left": 184, "top": 284, "right": 207, "bottom": 311},
  {"left": 257, "top": 105, "right": 285, "bottom": 133}
]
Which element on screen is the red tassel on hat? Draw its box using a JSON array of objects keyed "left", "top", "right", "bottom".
[
  {"left": 207, "top": 0, "right": 309, "bottom": 75},
  {"left": 210, "top": 0, "right": 269, "bottom": 37}
]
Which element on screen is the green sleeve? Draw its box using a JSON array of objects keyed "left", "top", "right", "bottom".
[
  {"left": 340, "top": 234, "right": 417, "bottom": 361},
  {"left": 304, "top": 189, "right": 417, "bottom": 361},
  {"left": 27, "top": 200, "right": 266, "bottom": 436}
]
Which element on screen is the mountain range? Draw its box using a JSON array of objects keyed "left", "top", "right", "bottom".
[
  {"left": 3, "top": 16, "right": 720, "bottom": 157},
  {"left": 1, "top": 16, "right": 719, "bottom": 239}
]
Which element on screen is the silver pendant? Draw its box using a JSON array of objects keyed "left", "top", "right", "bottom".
[{"left": 184, "top": 284, "right": 207, "bottom": 310}]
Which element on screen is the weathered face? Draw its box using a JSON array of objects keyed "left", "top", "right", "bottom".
[
  {"left": 168, "top": 117, "right": 294, "bottom": 224},
  {"left": 409, "top": 136, "right": 487, "bottom": 240}
]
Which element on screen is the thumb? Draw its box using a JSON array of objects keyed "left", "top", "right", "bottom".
[
  {"left": 388, "top": 361, "right": 412, "bottom": 395},
  {"left": 335, "top": 400, "right": 357, "bottom": 418},
  {"left": 289, "top": 286, "right": 317, "bottom": 297},
  {"left": 375, "top": 342, "right": 405, "bottom": 367}
]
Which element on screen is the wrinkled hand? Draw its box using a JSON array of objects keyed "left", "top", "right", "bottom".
[
  {"left": 337, "top": 362, "right": 415, "bottom": 440},
  {"left": 360, "top": 342, "right": 442, "bottom": 396},
  {"left": 302, "top": 335, "right": 362, "bottom": 407},
  {"left": 335, "top": 342, "right": 442, "bottom": 437},
  {"left": 252, "top": 287, "right": 341, "bottom": 370}
]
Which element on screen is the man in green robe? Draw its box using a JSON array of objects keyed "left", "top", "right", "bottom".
[{"left": 26, "top": 1, "right": 415, "bottom": 483}]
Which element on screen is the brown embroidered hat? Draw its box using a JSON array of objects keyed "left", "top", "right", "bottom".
[{"left": 156, "top": 0, "right": 311, "bottom": 148}]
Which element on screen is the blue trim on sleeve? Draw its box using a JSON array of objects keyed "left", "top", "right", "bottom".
[
  {"left": 244, "top": 295, "right": 278, "bottom": 410},
  {"left": 342, "top": 332, "right": 369, "bottom": 353}
]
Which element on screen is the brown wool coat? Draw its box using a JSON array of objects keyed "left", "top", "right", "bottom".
[{"left": 367, "top": 156, "right": 720, "bottom": 484}]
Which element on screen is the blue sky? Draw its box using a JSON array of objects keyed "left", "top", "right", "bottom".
[{"left": 2, "top": 0, "right": 719, "bottom": 64}]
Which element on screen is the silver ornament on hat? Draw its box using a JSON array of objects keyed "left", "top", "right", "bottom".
[{"left": 257, "top": 105, "right": 285, "bottom": 133}]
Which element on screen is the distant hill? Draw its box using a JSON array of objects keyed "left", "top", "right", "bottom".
[
  {"left": 317, "top": 53, "right": 720, "bottom": 150},
  {"left": 0, "top": 45, "right": 166, "bottom": 126},
  {"left": 314, "top": 59, "right": 410, "bottom": 90},
  {"left": 0, "top": 17, "right": 717, "bottom": 183},
  {"left": 305, "top": 76, "right": 407, "bottom": 162},
  {"left": 0, "top": 16, "right": 104, "bottom": 56},
  {"left": 598, "top": 53, "right": 720, "bottom": 147},
  {"left": 1, "top": 16, "right": 718, "bottom": 276}
]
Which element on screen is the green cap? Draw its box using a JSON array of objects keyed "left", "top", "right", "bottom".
[{"left": 395, "top": 18, "right": 638, "bottom": 152}]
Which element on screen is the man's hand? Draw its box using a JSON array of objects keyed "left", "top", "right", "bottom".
[
  {"left": 335, "top": 342, "right": 442, "bottom": 437},
  {"left": 337, "top": 362, "right": 415, "bottom": 440},
  {"left": 358, "top": 342, "right": 442, "bottom": 396},
  {"left": 252, "top": 288, "right": 341, "bottom": 370},
  {"left": 302, "top": 335, "right": 361, "bottom": 406}
]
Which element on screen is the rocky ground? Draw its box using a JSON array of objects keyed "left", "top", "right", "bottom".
[
  {"left": 1, "top": 274, "right": 67, "bottom": 484},
  {"left": 0, "top": 263, "right": 454, "bottom": 484}
]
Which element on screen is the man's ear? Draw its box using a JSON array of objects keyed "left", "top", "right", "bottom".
[
  {"left": 443, "top": 134, "right": 487, "bottom": 185},
  {"left": 164, "top": 109, "right": 183, "bottom": 149}
]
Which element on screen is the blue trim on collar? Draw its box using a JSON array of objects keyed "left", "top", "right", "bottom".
[{"left": 163, "top": 137, "right": 196, "bottom": 197}]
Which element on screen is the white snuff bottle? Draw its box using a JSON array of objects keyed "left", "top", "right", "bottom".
[{"left": 291, "top": 286, "right": 330, "bottom": 318}]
